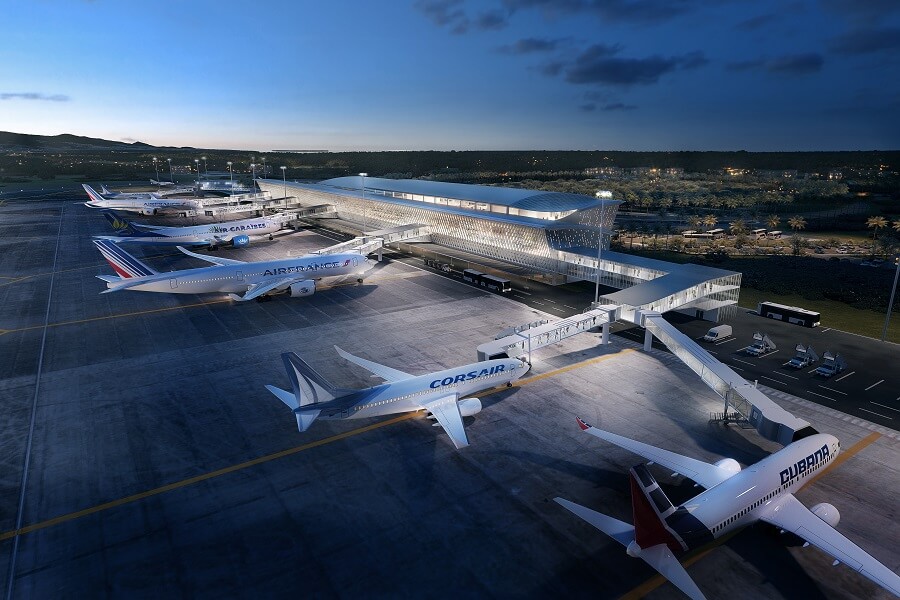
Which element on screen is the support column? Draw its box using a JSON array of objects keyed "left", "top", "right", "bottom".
[
  {"left": 601, "top": 322, "right": 610, "bottom": 345},
  {"left": 643, "top": 328, "right": 653, "bottom": 351},
  {"left": 376, "top": 247, "right": 383, "bottom": 262}
]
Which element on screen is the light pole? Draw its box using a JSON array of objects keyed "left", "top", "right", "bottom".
[
  {"left": 201, "top": 156, "right": 207, "bottom": 176},
  {"left": 359, "top": 172, "right": 368, "bottom": 228},
  {"left": 593, "top": 191, "right": 607, "bottom": 304},
  {"left": 194, "top": 159, "right": 200, "bottom": 184},
  {"left": 261, "top": 156, "right": 267, "bottom": 178},
  {"left": 882, "top": 253, "right": 900, "bottom": 342},
  {"left": 251, "top": 163, "right": 256, "bottom": 181},
  {"left": 227, "top": 161, "right": 233, "bottom": 197},
  {"left": 152, "top": 157, "right": 160, "bottom": 187},
  {"left": 280, "top": 166, "right": 287, "bottom": 199},
  {"left": 167, "top": 158, "right": 174, "bottom": 184}
]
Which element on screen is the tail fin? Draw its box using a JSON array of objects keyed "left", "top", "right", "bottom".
[
  {"left": 265, "top": 352, "right": 341, "bottom": 432},
  {"left": 629, "top": 464, "right": 685, "bottom": 553},
  {"left": 104, "top": 211, "right": 140, "bottom": 236},
  {"left": 82, "top": 184, "right": 105, "bottom": 204},
  {"left": 100, "top": 184, "right": 113, "bottom": 194},
  {"left": 93, "top": 239, "right": 158, "bottom": 279}
]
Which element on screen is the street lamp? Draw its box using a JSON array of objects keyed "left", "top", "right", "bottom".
[
  {"left": 227, "top": 161, "right": 233, "bottom": 197},
  {"left": 593, "top": 191, "right": 607, "bottom": 304},
  {"left": 280, "top": 166, "right": 287, "bottom": 199},
  {"left": 194, "top": 159, "right": 200, "bottom": 184},
  {"left": 152, "top": 157, "right": 160, "bottom": 187},
  {"left": 882, "top": 253, "right": 900, "bottom": 342},
  {"left": 201, "top": 156, "right": 207, "bottom": 176},
  {"left": 167, "top": 158, "right": 173, "bottom": 184},
  {"left": 359, "top": 172, "right": 368, "bottom": 228},
  {"left": 251, "top": 163, "right": 256, "bottom": 181},
  {"left": 261, "top": 156, "right": 267, "bottom": 178}
]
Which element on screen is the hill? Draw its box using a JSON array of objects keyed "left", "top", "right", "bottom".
[{"left": 0, "top": 131, "right": 156, "bottom": 152}]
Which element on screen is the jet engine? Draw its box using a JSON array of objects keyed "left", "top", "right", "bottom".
[
  {"left": 142, "top": 208, "right": 159, "bottom": 216},
  {"left": 289, "top": 281, "right": 315, "bottom": 297},
  {"left": 458, "top": 398, "right": 482, "bottom": 417},
  {"left": 231, "top": 235, "right": 250, "bottom": 248},
  {"left": 714, "top": 458, "right": 742, "bottom": 476},
  {"left": 810, "top": 503, "right": 840, "bottom": 527}
]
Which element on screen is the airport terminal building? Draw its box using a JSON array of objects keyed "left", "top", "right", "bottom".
[{"left": 257, "top": 176, "right": 741, "bottom": 321}]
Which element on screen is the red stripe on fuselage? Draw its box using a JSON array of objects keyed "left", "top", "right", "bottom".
[{"left": 630, "top": 472, "right": 681, "bottom": 553}]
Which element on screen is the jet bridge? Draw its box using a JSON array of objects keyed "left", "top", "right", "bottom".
[
  {"left": 476, "top": 305, "right": 620, "bottom": 362},
  {"left": 637, "top": 311, "right": 813, "bottom": 446},
  {"left": 315, "top": 224, "right": 433, "bottom": 259}
]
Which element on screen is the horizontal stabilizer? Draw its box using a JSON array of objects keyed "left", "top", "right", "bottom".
[
  {"left": 265, "top": 384, "right": 299, "bottom": 410},
  {"left": 334, "top": 345, "right": 412, "bottom": 382},
  {"left": 176, "top": 245, "right": 245, "bottom": 266},
  {"left": 553, "top": 497, "right": 634, "bottom": 548},
  {"left": 296, "top": 410, "right": 321, "bottom": 433}
]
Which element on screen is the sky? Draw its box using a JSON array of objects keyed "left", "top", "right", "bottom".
[{"left": 0, "top": 0, "right": 898, "bottom": 151}]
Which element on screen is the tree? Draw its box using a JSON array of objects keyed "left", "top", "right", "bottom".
[
  {"left": 867, "top": 215, "right": 888, "bottom": 240},
  {"left": 702, "top": 214, "right": 718, "bottom": 229},
  {"left": 893, "top": 220, "right": 900, "bottom": 234},
  {"left": 688, "top": 214, "right": 702, "bottom": 230},
  {"left": 729, "top": 219, "right": 748, "bottom": 236},
  {"left": 787, "top": 215, "right": 806, "bottom": 232},
  {"left": 766, "top": 215, "right": 780, "bottom": 229}
]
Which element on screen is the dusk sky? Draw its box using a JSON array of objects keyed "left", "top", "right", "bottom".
[{"left": 1, "top": 0, "right": 898, "bottom": 151}]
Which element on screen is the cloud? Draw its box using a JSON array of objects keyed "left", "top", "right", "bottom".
[
  {"left": 474, "top": 9, "right": 508, "bottom": 30},
  {"left": 829, "top": 27, "right": 900, "bottom": 55},
  {"left": 1, "top": 92, "right": 70, "bottom": 102},
  {"left": 820, "top": 0, "right": 900, "bottom": 22},
  {"left": 735, "top": 13, "right": 776, "bottom": 31},
  {"left": 414, "top": 0, "right": 469, "bottom": 34},
  {"left": 580, "top": 103, "right": 596, "bottom": 112},
  {"left": 497, "top": 37, "right": 567, "bottom": 54},
  {"left": 560, "top": 44, "right": 707, "bottom": 86},
  {"left": 602, "top": 102, "right": 637, "bottom": 111},
  {"left": 501, "top": 0, "right": 696, "bottom": 25},
  {"left": 727, "top": 53, "right": 824, "bottom": 75},
  {"left": 534, "top": 60, "right": 565, "bottom": 76}
]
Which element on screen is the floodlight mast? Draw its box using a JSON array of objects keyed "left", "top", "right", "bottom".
[
  {"left": 280, "top": 166, "right": 287, "bottom": 199},
  {"left": 594, "top": 191, "right": 606, "bottom": 304}
]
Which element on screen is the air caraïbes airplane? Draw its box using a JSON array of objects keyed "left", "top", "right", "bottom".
[
  {"left": 93, "top": 239, "right": 375, "bottom": 302},
  {"left": 555, "top": 418, "right": 900, "bottom": 599},
  {"left": 265, "top": 346, "right": 529, "bottom": 449},
  {"left": 96, "top": 211, "right": 288, "bottom": 248},
  {"left": 83, "top": 184, "right": 200, "bottom": 215}
]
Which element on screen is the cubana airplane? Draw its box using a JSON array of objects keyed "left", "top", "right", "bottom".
[
  {"left": 93, "top": 239, "right": 375, "bottom": 302},
  {"left": 265, "top": 346, "right": 529, "bottom": 449},
  {"left": 554, "top": 418, "right": 900, "bottom": 599},
  {"left": 96, "top": 211, "right": 288, "bottom": 248},
  {"left": 82, "top": 184, "right": 200, "bottom": 215}
]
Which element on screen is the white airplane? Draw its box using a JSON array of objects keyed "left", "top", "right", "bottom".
[
  {"left": 82, "top": 184, "right": 200, "bottom": 215},
  {"left": 555, "top": 418, "right": 900, "bottom": 599},
  {"left": 93, "top": 239, "right": 375, "bottom": 302},
  {"left": 95, "top": 211, "right": 289, "bottom": 248},
  {"left": 265, "top": 346, "right": 529, "bottom": 449},
  {"left": 149, "top": 179, "right": 176, "bottom": 187}
]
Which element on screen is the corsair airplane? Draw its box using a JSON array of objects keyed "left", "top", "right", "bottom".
[
  {"left": 554, "top": 418, "right": 900, "bottom": 599},
  {"left": 265, "top": 346, "right": 529, "bottom": 449},
  {"left": 93, "top": 239, "right": 375, "bottom": 301},
  {"left": 83, "top": 184, "right": 201, "bottom": 215},
  {"left": 96, "top": 211, "right": 288, "bottom": 248}
]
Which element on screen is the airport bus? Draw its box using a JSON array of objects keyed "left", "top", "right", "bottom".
[
  {"left": 757, "top": 301, "right": 821, "bottom": 327},
  {"left": 751, "top": 228, "right": 767, "bottom": 238},
  {"left": 462, "top": 269, "right": 512, "bottom": 293}
]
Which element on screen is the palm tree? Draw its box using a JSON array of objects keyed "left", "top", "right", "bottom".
[
  {"left": 766, "top": 215, "right": 780, "bottom": 229},
  {"left": 687, "top": 214, "right": 703, "bottom": 230},
  {"left": 787, "top": 216, "right": 806, "bottom": 232},
  {"left": 893, "top": 219, "right": 900, "bottom": 233},
  {"left": 729, "top": 219, "right": 748, "bottom": 236},
  {"left": 702, "top": 214, "right": 717, "bottom": 230},
  {"left": 867, "top": 215, "right": 888, "bottom": 240}
]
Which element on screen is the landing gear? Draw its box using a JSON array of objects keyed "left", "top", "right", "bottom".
[
  {"left": 506, "top": 382, "right": 513, "bottom": 388},
  {"left": 210, "top": 245, "right": 219, "bottom": 251},
  {"left": 269, "top": 234, "right": 274, "bottom": 241},
  {"left": 255, "top": 295, "right": 273, "bottom": 303},
  {"left": 357, "top": 278, "right": 364, "bottom": 283}
]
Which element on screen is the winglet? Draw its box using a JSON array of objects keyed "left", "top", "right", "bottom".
[{"left": 576, "top": 417, "right": 591, "bottom": 430}]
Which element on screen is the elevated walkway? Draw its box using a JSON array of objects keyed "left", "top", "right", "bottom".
[
  {"left": 476, "top": 305, "right": 620, "bottom": 362},
  {"left": 637, "top": 311, "right": 813, "bottom": 446},
  {"left": 313, "top": 224, "right": 431, "bottom": 258}
]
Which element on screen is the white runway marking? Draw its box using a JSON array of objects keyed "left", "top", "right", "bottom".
[
  {"left": 834, "top": 371, "right": 855, "bottom": 382},
  {"left": 818, "top": 385, "right": 848, "bottom": 396},
  {"left": 732, "top": 358, "right": 755, "bottom": 366},
  {"left": 864, "top": 379, "right": 884, "bottom": 391},
  {"left": 871, "top": 402, "right": 900, "bottom": 413},
  {"left": 859, "top": 408, "right": 892, "bottom": 420},
  {"left": 807, "top": 391, "right": 837, "bottom": 402}
]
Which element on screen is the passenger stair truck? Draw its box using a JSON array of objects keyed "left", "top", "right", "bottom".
[
  {"left": 788, "top": 344, "right": 819, "bottom": 368},
  {"left": 746, "top": 332, "right": 776, "bottom": 356},
  {"left": 815, "top": 352, "right": 847, "bottom": 377}
]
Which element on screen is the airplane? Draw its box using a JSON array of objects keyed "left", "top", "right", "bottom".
[
  {"left": 93, "top": 239, "right": 375, "bottom": 302},
  {"left": 96, "top": 211, "right": 289, "bottom": 248},
  {"left": 265, "top": 346, "right": 529, "bottom": 449},
  {"left": 554, "top": 418, "right": 900, "bottom": 599},
  {"left": 82, "top": 184, "right": 200, "bottom": 215},
  {"left": 149, "top": 179, "right": 176, "bottom": 187}
]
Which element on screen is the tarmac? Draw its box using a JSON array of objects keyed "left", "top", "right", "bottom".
[{"left": 0, "top": 196, "right": 898, "bottom": 599}]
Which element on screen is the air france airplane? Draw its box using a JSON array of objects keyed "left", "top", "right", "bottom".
[
  {"left": 93, "top": 239, "right": 375, "bottom": 302},
  {"left": 555, "top": 418, "right": 900, "bottom": 599},
  {"left": 96, "top": 211, "right": 288, "bottom": 248},
  {"left": 82, "top": 184, "right": 200, "bottom": 215},
  {"left": 265, "top": 346, "right": 529, "bottom": 449}
]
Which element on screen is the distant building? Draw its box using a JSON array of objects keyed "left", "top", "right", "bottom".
[{"left": 584, "top": 166, "right": 624, "bottom": 177}]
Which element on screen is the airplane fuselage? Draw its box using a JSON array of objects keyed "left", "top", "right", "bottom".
[
  {"left": 653, "top": 434, "right": 840, "bottom": 553},
  {"left": 307, "top": 358, "right": 528, "bottom": 420},
  {"left": 110, "top": 216, "right": 284, "bottom": 246},
  {"left": 107, "top": 252, "right": 371, "bottom": 295},
  {"left": 85, "top": 198, "right": 201, "bottom": 213}
]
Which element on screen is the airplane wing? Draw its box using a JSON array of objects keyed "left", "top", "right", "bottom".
[
  {"left": 761, "top": 494, "right": 900, "bottom": 597},
  {"left": 554, "top": 498, "right": 707, "bottom": 599},
  {"left": 176, "top": 245, "right": 245, "bottom": 266},
  {"left": 237, "top": 277, "right": 302, "bottom": 302},
  {"left": 333, "top": 346, "right": 413, "bottom": 382},
  {"left": 421, "top": 394, "right": 468, "bottom": 449},
  {"left": 577, "top": 418, "right": 734, "bottom": 489}
]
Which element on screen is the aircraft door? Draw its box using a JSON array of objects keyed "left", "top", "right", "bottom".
[
  {"left": 353, "top": 258, "right": 359, "bottom": 267},
  {"left": 170, "top": 278, "right": 178, "bottom": 289},
  {"left": 236, "top": 270, "right": 244, "bottom": 282}
]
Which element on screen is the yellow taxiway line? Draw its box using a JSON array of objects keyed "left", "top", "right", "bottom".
[
  {"left": 619, "top": 430, "right": 883, "bottom": 600},
  {"left": 0, "top": 347, "right": 630, "bottom": 541}
]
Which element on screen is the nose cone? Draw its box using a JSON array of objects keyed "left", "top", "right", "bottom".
[{"left": 516, "top": 359, "right": 531, "bottom": 378}]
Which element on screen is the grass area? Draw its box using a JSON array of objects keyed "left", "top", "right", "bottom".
[{"left": 737, "top": 287, "right": 900, "bottom": 343}]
